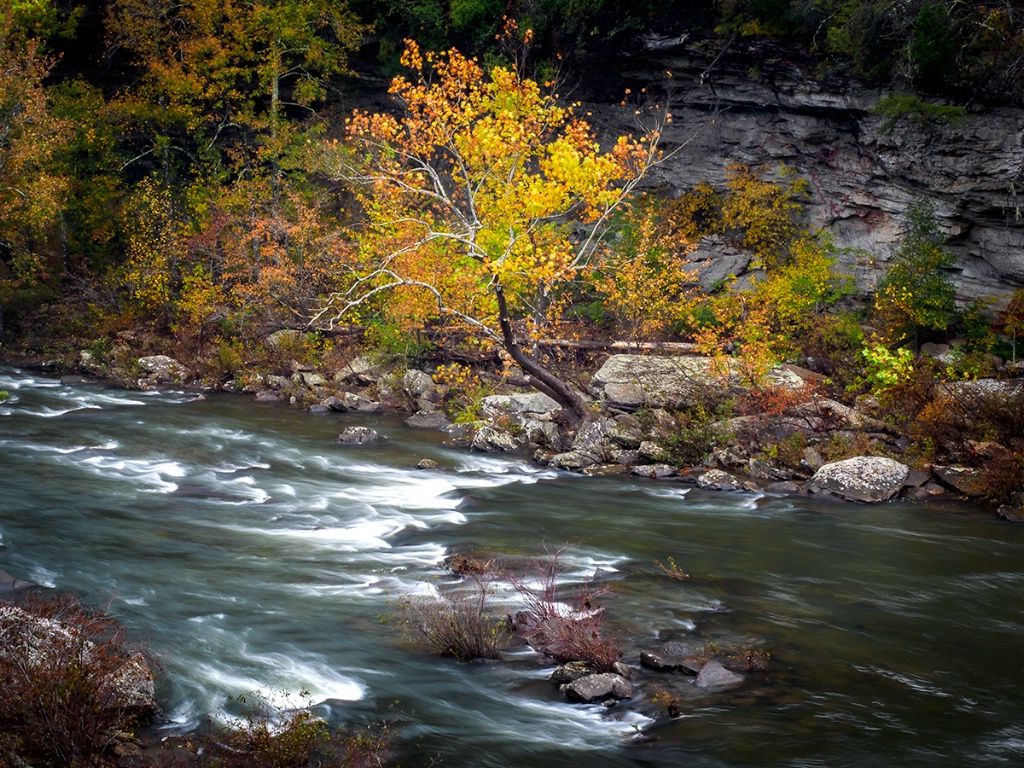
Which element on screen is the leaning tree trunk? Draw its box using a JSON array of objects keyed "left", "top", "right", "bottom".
[{"left": 494, "top": 284, "right": 585, "bottom": 419}]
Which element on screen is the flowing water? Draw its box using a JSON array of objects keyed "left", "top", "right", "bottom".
[{"left": 2, "top": 365, "right": 1024, "bottom": 767}]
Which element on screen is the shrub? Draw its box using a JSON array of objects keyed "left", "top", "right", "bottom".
[
  {"left": 198, "top": 693, "right": 329, "bottom": 768},
  {"left": 392, "top": 573, "right": 510, "bottom": 662},
  {"left": 857, "top": 343, "right": 914, "bottom": 398},
  {"left": 0, "top": 594, "right": 154, "bottom": 768},
  {"left": 506, "top": 548, "right": 622, "bottom": 672},
  {"left": 193, "top": 692, "right": 396, "bottom": 768},
  {"left": 657, "top": 404, "right": 733, "bottom": 467}
]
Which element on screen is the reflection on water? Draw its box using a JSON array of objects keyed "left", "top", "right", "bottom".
[{"left": 2, "top": 366, "right": 1024, "bottom": 767}]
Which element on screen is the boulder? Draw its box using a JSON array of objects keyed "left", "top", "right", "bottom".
[
  {"left": 404, "top": 411, "right": 452, "bottom": 429},
  {"left": 480, "top": 392, "right": 560, "bottom": 418},
  {"left": 631, "top": 464, "right": 677, "bottom": 479},
  {"left": 135, "top": 355, "right": 188, "bottom": 383},
  {"left": 590, "top": 355, "right": 733, "bottom": 410},
  {"left": 697, "top": 469, "right": 742, "bottom": 491},
  {"left": 562, "top": 672, "right": 634, "bottom": 703},
  {"left": 932, "top": 466, "right": 988, "bottom": 497},
  {"left": 335, "top": 426, "right": 384, "bottom": 445},
  {"left": 694, "top": 660, "right": 744, "bottom": 691},
  {"left": 402, "top": 369, "right": 437, "bottom": 399},
  {"left": 997, "top": 505, "right": 1024, "bottom": 523},
  {"left": 0, "top": 604, "right": 157, "bottom": 717},
  {"left": 590, "top": 354, "right": 806, "bottom": 410},
  {"left": 471, "top": 426, "right": 518, "bottom": 453},
  {"left": 293, "top": 371, "right": 327, "bottom": 388},
  {"left": 807, "top": 456, "right": 910, "bottom": 503},
  {"left": 326, "top": 392, "right": 384, "bottom": 413},
  {"left": 334, "top": 356, "right": 387, "bottom": 384},
  {"left": 550, "top": 661, "right": 597, "bottom": 684}
]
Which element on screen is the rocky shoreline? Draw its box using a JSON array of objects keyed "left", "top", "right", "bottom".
[{"left": 13, "top": 341, "right": 1024, "bottom": 517}]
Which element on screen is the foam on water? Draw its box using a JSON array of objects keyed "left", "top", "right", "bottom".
[{"left": 77, "top": 454, "right": 187, "bottom": 493}]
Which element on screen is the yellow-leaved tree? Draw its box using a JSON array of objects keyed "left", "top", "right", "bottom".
[{"left": 318, "top": 30, "right": 671, "bottom": 416}]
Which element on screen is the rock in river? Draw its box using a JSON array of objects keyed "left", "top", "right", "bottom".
[
  {"left": 562, "top": 672, "right": 634, "bottom": 703},
  {"left": 807, "top": 456, "right": 910, "bottom": 503},
  {"left": 335, "top": 426, "right": 384, "bottom": 445}
]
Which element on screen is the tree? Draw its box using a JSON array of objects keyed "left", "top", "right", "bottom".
[
  {"left": 318, "top": 30, "right": 670, "bottom": 416},
  {"left": 995, "top": 288, "right": 1024, "bottom": 363},
  {"left": 105, "top": 0, "right": 365, "bottom": 185},
  {"left": 873, "top": 198, "right": 956, "bottom": 351},
  {"left": 0, "top": 5, "right": 69, "bottom": 335}
]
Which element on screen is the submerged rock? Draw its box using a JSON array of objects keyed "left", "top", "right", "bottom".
[
  {"left": 806, "top": 456, "right": 910, "bottom": 503},
  {"left": 694, "top": 660, "right": 744, "bottom": 691}
]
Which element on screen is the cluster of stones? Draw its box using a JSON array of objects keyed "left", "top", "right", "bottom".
[
  {"left": 73, "top": 339, "right": 1020, "bottom": 514},
  {"left": 546, "top": 640, "right": 747, "bottom": 712},
  {"left": 249, "top": 349, "right": 1016, "bottom": 510}
]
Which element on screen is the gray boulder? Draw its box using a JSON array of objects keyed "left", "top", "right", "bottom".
[
  {"left": 808, "top": 456, "right": 910, "bottom": 503},
  {"left": 135, "top": 355, "right": 188, "bottom": 383},
  {"left": 562, "top": 672, "right": 634, "bottom": 703},
  {"left": 694, "top": 660, "right": 744, "bottom": 691},
  {"left": 471, "top": 425, "right": 519, "bottom": 453},
  {"left": 405, "top": 411, "right": 452, "bottom": 429},
  {"left": 335, "top": 426, "right": 384, "bottom": 445},
  {"left": 590, "top": 355, "right": 806, "bottom": 410},
  {"left": 480, "top": 392, "right": 560, "bottom": 418},
  {"left": 334, "top": 356, "right": 387, "bottom": 384},
  {"left": 550, "top": 661, "right": 597, "bottom": 684},
  {"left": 326, "top": 392, "right": 384, "bottom": 413},
  {"left": 0, "top": 604, "right": 157, "bottom": 716},
  {"left": 697, "top": 469, "right": 743, "bottom": 491}
]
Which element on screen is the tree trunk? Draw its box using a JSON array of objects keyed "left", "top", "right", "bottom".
[{"left": 494, "top": 284, "right": 585, "bottom": 419}]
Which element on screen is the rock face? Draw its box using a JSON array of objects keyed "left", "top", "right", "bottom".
[
  {"left": 584, "top": 36, "right": 1024, "bottom": 307},
  {"left": 807, "top": 456, "right": 910, "bottom": 503}
]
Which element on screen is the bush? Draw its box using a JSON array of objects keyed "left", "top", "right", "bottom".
[
  {"left": 392, "top": 573, "right": 510, "bottom": 662},
  {"left": 506, "top": 548, "right": 622, "bottom": 672},
  {"left": 193, "top": 692, "right": 396, "bottom": 768},
  {"left": 0, "top": 594, "right": 154, "bottom": 767}
]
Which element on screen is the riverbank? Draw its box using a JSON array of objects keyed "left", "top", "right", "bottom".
[{"left": 6, "top": 331, "right": 1022, "bottom": 519}]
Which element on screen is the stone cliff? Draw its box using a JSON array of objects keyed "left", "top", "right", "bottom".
[{"left": 582, "top": 35, "right": 1024, "bottom": 307}]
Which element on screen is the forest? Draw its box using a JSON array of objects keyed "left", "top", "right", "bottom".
[{"left": 2, "top": 0, "right": 1024, "bottom": 490}]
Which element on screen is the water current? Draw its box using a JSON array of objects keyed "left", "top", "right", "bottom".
[{"left": 2, "top": 365, "right": 1024, "bottom": 767}]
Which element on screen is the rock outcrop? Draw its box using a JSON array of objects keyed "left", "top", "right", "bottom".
[{"left": 584, "top": 36, "right": 1024, "bottom": 307}]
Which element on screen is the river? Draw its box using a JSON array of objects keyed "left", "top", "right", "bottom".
[{"left": 2, "top": 365, "right": 1023, "bottom": 767}]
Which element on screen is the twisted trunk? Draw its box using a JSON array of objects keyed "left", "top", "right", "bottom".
[{"left": 494, "top": 283, "right": 585, "bottom": 419}]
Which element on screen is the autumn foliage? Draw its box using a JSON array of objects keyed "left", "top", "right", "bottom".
[{"left": 319, "top": 26, "right": 668, "bottom": 412}]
